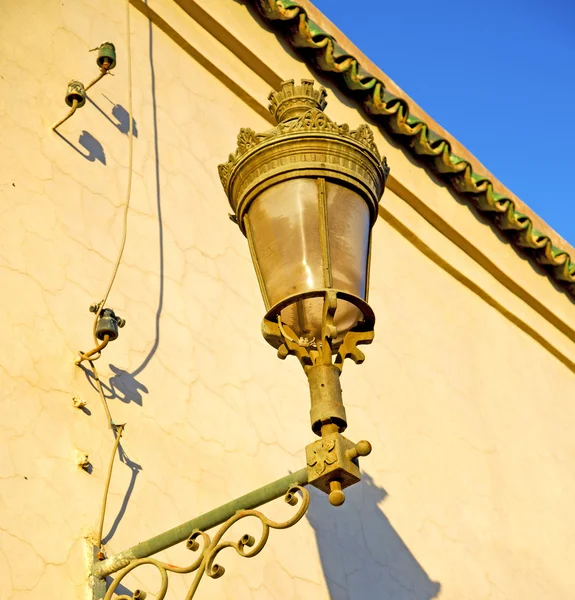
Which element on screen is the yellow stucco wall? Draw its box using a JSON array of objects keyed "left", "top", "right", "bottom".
[{"left": 1, "top": 1, "right": 574, "bottom": 599}]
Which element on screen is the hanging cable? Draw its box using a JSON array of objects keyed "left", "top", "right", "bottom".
[
  {"left": 77, "top": 4, "right": 134, "bottom": 365},
  {"left": 90, "top": 0, "right": 134, "bottom": 559},
  {"left": 85, "top": 70, "right": 109, "bottom": 93},
  {"left": 96, "top": 2, "right": 134, "bottom": 331},
  {"left": 52, "top": 98, "right": 80, "bottom": 131},
  {"left": 96, "top": 423, "right": 125, "bottom": 557},
  {"left": 88, "top": 359, "right": 114, "bottom": 429},
  {"left": 76, "top": 334, "right": 110, "bottom": 365}
]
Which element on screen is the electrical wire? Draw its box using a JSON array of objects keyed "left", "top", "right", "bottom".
[
  {"left": 52, "top": 98, "right": 79, "bottom": 131},
  {"left": 85, "top": 0, "right": 134, "bottom": 359},
  {"left": 88, "top": 359, "right": 114, "bottom": 429},
  {"left": 96, "top": 423, "right": 125, "bottom": 554},
  {"left": 75, "top": 334, "right": 110, "bottom": 365},
  {"left": 52, "top": 72, "right": 110, "bottom": 132},
  {"left": 90, "top": 0, "right": 134, "bottom": 557},
  {"left": 85, "top": 70, "right": 109, "bottom": 92}
]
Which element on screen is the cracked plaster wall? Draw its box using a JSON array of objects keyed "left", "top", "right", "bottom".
[{"left": 0, "top": 0, "right": 574, "bottom": 599}]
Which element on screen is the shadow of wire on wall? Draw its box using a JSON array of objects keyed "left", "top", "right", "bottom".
[
  {"left": 104, "top": 0, "right": 165, "bottom": 402},
  {"left": 123, "top": 3, "right": 164, "bottom": 382},
  {"left": 80, "top": 363, "right": 149, "bottom": 406},
  {"left": 307, "top": 472, "right": 441, "bottom": 600},
  {"left": 102, "top": 442, "right": 142, "bottom": 546}
]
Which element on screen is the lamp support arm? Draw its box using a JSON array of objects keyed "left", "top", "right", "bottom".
[{"left": 92, "top": 467, "right": 309, "bottom": 581}]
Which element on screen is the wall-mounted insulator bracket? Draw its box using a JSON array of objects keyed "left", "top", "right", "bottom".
[
  {"left": 89, "top": 304, "right": 126, "bottom": 341},
  {"left": 72, "top": 395, "right": 87, "bottom": 409},
  {"left": 91, "top": 41, "right": 116, "bottom": 72},
  {"left": 65, "top": 80, "right": 86, "bottom": 108},
  {"left": 76, "top": 451, "right": 91, "bottom": 471}
]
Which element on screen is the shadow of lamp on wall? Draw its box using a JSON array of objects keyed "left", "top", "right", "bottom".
[
  {"left": 90, "top": 80, "right": 432, "bottom": 600},
  {"left": 307, "top": 473, "right": 441, "bottom": 599}
]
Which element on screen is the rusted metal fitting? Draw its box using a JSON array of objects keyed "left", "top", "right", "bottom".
[
  {"left": 305, "top": 433, "right": 371, "bottom": 506},
  {"left": 307, "top": 364, "right": 347, "bottom": 435},
  {"left": 72, "top": 395, "right": 87, "bottom": 409},
  {"left": 91, "top": 41, "right": 117, "bottom": 72},
  {"left": 76, "top": 451, "right": 91, "bottom": 471}
]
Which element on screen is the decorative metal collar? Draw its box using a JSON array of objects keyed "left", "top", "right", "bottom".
[{"left": 218, "top": 79, "right": 389, "bottom": 191}]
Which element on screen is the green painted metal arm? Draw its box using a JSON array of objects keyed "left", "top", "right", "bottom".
[{"left": 93, "top": 468, "right": 309, "bottom": 579}]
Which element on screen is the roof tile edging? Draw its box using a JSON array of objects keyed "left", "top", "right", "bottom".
[{"left": 250, "top": 0, "right": 575, "bottom": 298}]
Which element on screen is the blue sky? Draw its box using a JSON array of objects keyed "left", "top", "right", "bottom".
[{"left": 312, "top": 0, "right": 575, "bottom": 245}]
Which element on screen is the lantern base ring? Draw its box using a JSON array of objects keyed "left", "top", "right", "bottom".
[
  {"left": 262, "top": 288, "right": 375, "bottom": 351},
  {"left": 261, "top": 289, "right": 375, "bottom": 374}
]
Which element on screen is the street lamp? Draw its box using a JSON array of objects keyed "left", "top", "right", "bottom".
[
  {"left": 219, "top": 79, "right": 389, "bottom": 505},
  {"left": 92, "top": 79, "right": 389, "bottom": 599}
]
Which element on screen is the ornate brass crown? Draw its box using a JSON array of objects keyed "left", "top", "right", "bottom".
[
  {"left": 218, "top": 79, "right": 389, "bottom": 234},
  {"left": 268, "top": 78, "right": 327, "bottom": 122}
]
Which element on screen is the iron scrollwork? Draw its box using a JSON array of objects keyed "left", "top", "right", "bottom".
[{"left": 102, "top": 485, "right": 310, "bottom": 600}]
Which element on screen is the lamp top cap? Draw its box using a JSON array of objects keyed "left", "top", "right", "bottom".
[{"left": 268, "top": 79, "right": 328, "bottom": 124}]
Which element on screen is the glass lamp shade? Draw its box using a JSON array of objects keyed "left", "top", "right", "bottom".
[
  {"left": 218, "top": 79, "right": 389, "bottom": 349},
  {"left": 246, "top": 178, "right": 370, "bottom": 344}
]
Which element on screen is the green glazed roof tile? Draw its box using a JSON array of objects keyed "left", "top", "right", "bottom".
[{"left": 251, "top": 0, "right": 575, "bottom": 297}]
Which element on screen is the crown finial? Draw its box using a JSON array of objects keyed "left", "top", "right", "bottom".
[{"left": 268, "top": 79, "right": 328, "bottom": 124}]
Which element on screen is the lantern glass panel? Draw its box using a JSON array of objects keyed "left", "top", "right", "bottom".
[
  {"left": 248, "top": 178, "right": 323, "bottom": 308},
  {"left": 326, "top": 180, "right": 370, "bottom": 298},
  {"left": 246, "top": 177, "right": 371, "bottom": 344}
]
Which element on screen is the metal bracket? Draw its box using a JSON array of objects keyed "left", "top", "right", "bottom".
[
  {"left": 333, "top": 325, "right": 375, "bottom": 372},
  {"left": 306, "top": 435, "right": 372, "bottom": 506},
  {"left": 92, "top": 485, "right": 309, "bottom": 600},
  {"left": 262, "top": 289, "right": 375, "bottom": 374},
  {"left": 91, "top": 546, "right": 108, "bottom": 600}
]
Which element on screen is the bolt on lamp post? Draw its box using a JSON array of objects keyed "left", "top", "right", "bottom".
[{"left": 219, "top": 79, "right": 389, "bottom": 506}]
